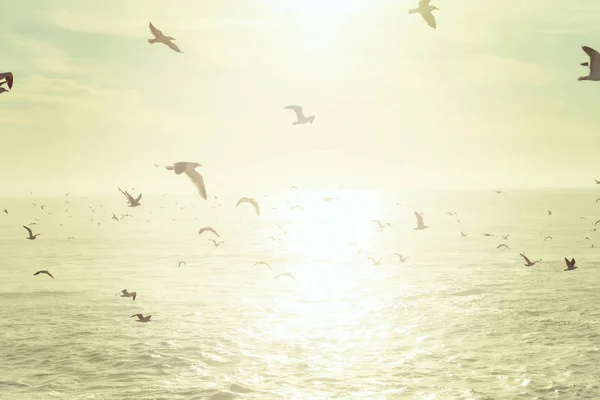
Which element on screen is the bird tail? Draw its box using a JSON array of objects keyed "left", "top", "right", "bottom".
[
  {"left": 148, "top": 39, "right": 157, "bottom": 44},
  {"left": 408, "top": 8, "right": 418, "bottom": 14}
]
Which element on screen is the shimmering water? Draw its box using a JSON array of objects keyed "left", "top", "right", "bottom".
[{"left": 2, "top": 189, "right": 600, "bottom": 399}]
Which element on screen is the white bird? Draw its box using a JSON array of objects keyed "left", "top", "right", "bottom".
[
  {"left": 236, "top": 197, "right": 260, "bottom": 216},
  {"left": 0, "top": 72, "right": 13, "bottom": 94},
  {"left": 496, "top": 244, "right": 509, "bottom": 249},
  {"left": 371, "top": 220, "right": 391, "bottom": 231},
  {"left": 198, "top": 227, "right": 220, "bottom": 237},
  {"left": 131, "top": 314, "right": 152, "bottom": 323},
  {"left": 165, "top": 162, "right": 207, "bottom": 200},
  {"left": 252, "top": 261, "right": 272, "bottom": 270},
  {"left": 115, "top": 289, "right": 137, "bottom": 301},
  {"left": 579, "top": 46, "right": 600, "bottom": 81},
  {"left": 408, "top": 0, "right": 439, "bottom": 29},
  {"left": 413, "top": 211, "right": 429, "bottom": 230},
  {"left": 284, "top": 105, "right": 315, "bottom": 125},
  {"left": 23, "top": 225, "right": 40, "bottom": 240},
  {"left": 34, "top": 270, "right": 54, "bottom": 279},
  {"left": 148, "top": 22, "right": 183, "bottom": 53}
]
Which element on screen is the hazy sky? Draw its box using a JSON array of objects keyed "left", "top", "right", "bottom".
[{"left": 2, "top": 0, "right": 600, "bottom": 196}]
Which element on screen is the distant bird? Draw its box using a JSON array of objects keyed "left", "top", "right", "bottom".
[
  {"left": 148, "top": 22, "right": 183, "bottom": 53},
  {"left": 252, "top": 261, "right": 272, "bottom": 270},
  {"left": 564, "top": 258, "right": 577, "bottom": 271},
  {"left": 236, "top": 197, "right": 260, "bottom": 216},
  {"left": 492, "top": 190, "right": 505, "bottom": 194},
  {"left": 409, "top": 0, "right": 439, "bottom": 29},
  {"left": 579, "top": 46, "right": 600, "bottom": 81},
  {"left": 322, "top": 196, "right": 335, "bottom": 202},
  {"left": 118, "top": 187, "right": 142, "bottom": 207},
  {"left": 198, "top": 227, "right": 220, "bottom": 237},
  {"left": 595, "top": 179, "right": 600, "bottom": 184},
  {"left": 165, "top": 162, "right": 207, "bottom": 200},
  {"left": 548, "top": 210, "right": 552, "bottom": 216},
  {"left": 131, "top": 314, "right": 151, "bottom": 323},
  {"left": 482, "top": 233, "right": 495, "bottom": 237},
  {"left": 0, "top": 72, "right": 13, "bottom": 94},
  {"left": 460, "top": 231, "right": 469, "bottom": 237},
  {"left": 519, "top": 253, "right": 541, "bottom": 267},
  {"left": 544, "top": 236, "right": 553, "bottom": 241},
  {"left": 394, "top": 253, "right": 408, "bottom": 262},
  {"left": 67, "top": 236, "right": 75, "bottom": 240},
  {"left": 208, "top": 239, "right": 224, "bottom": 247},
  {"left": 580, "top": 216, "right": 586, "bottom": 220},
  {"left": 284, "top": 105, "right": 315, "bottom": 125},
  {"left": 413, "top": 211, "right": 429, "bottom": 230},
  {"left": 115, "top": 289, "right": 137, "bottom": 301},
  {"left": 178, "top": 261, "right": 186, "bottom": 268},
  {"left": 33, "top": 270, "right": 54, "bottom": 279},
  {"left": 290, "top": 186, "right": 297, "bottom": 191},
  {"left": 585, "top": 237, "right": 590, "bottom": 240},
  {"left": 496, "top": 244, "right": 509, "bottom": 249},
  {"left": 368, "top": 257, "right": 383, "bottom": 265},
  {"left": 153, "top": 164, "right": 159, "bottom": 168},
  {"left": 112, "top": 213, "right": 119, "bottom": 222},
  {"left": 268, "top": 236, "right": 281, "bottom": 241},
  {"left": 3, "top": 209, "right": 7, "bottom": 214},
  {"left": 371, "top": 220, "right": 391, "bottom": 231},
  {"left": 289, "top": 205, "right": 304, "bottom": 212},
  {"left": 501, "top": 234, "right": 509, "bottom": 240},
  {"left": 120, "top": 214, "right": 132, "bottom": 220},
  {"left": 23, "top": 225, "right": 40, "bottom": 240},
  {"left": 274, "top": 272, "right": 298, "bottom": 282}
]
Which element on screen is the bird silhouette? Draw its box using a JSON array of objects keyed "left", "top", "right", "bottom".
[
  {"left": 148, "top": 22, "right": 183, "bottom": 53},
  {"left": 165, "top": 162, "right": 207, "bottom": 200},
  {"left": 284, "top": 105, "right": 315, "bottom": 125},
  {"left": 408, "top": 0, "right": 439, "bottom": 29},
  {"left": 23, "top": 225, "right": 40, "bottom": 240},
  {"left": 236, "top": 197, "right": 260, "bottom": 216},
  {"left": 33, "top": 270, "right": 54, "bottom": 279}
]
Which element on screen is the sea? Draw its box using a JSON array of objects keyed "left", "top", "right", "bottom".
[{"left": 1, "top": 188, "right": 600, "bottom": 400}]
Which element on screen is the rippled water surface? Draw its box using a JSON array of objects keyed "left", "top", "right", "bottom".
[{"left": 2, "top": 189, "right": 600, "bottom": 399}]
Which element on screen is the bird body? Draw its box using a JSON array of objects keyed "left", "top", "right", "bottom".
[
  {"left": 148, "top": 22, "right": 183, "bottom": 53},
  {"left": 166, "top": 162, "right": 207, "bottom": 200},
  {"left": 284, "top": 105, "right": 315, "bottom": 125}
]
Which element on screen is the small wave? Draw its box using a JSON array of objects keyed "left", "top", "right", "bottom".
[
  {"left": 450, "top": 289, "right": 487, "bottom": 297},
  {"left": 207, "top": 391, "right": 238, "bottom": 400}
]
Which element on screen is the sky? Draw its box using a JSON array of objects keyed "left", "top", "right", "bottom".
[{"left": 1, "top": 0, "right": 600, "bottom": 196}]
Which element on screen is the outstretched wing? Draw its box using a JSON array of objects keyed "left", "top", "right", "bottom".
[
  {"left": 149, "top": 22, "right": 164, "bottom": 38},
  {"left": 237, "top": 197, "right": 260, "bottom": 216},
  {"left": 184, "top": 168, "right": 207, "bottom": 200},
  {"left": 130, "top": 314, "right": 143, "bottom": 318},
  {"left": 135, "top": 193, "right": 142, "bottom": 203},
  {"left": 44, "top": 271, "right": 55, "bottom": 279},
  {"left": 420, "top": 10, "right": 437, "bottom": 28},
  {"left": 414, "top": 211, "right": 424, "bottom": 227},
  {"left": 284, "top": 105, "right": 304, "bottom": 119},
  {"left": 22, "top": 225, "right": 33, "bottom": 236},
  {"left": 521, "top": 254, "right": 532, "bottom": 264},
  {"left": 583, "top": 46, "right": 600, "bottom": 71},
  {"left": 0, "top": 72, "right": 13, "bottom": 89},
  {"left": 165, "top": 40, "right": 183, "bottom": 53}
]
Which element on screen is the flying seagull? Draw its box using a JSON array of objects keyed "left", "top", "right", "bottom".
[
  {"left": 413, "top": 211, "right": 429, "bottom": 230},
  {"left": 23, "top": 225, "right": 40, "bottom": 240},
  {"left": 408, "top": 0, "right": 439, "bottom": 29},
  {"left": 236, "top": 197, "right": 260, "bottom": 216},
  {"left": 460, "top": 231, "right": 469, "bottom": 237},
  {"left": 564, "top": 258, "right": 577, "bottom": 271},
  {"left": 274, "top": 272, "right": 298, "bottom": 282},
  {"left": 368, "top": 257, "right": 383, "bottom": 265},
  {"left": 579, "top": 46, "right": 600, "bottom": 81},
  {"left": 544, "top": 236, "right": 553, "bottom": 241},
  {"left": 501, "top": 234, "right": 509, "bottom": 240},
  {"left": 198, "top": 227, "right": 220, "bottom": 237},
  {"left": 33, "top": 270, "right": 54, "bottom": 279},
  {"left": 497, "top": 244, "right": 510, "bottom": 249},
  {"left": 178, "top": 261, "right": 186, "bottom": 268},
  {"left": 371, "top": 220, "right": 391, "bottom": 231},
  {"left": 284, "top": 105, "right": 315, "bottom": 125},
  {"left": 289, "top": 205, "right": 305, "bottom": 212},
  {"left": 148, "top": 22, "right": 183, "bottom": 53},
  {"left": 208, "top": 239, "right": 224, "bottom": 247},
  {"left": 492, "top": 190, "right": 505, "bottom": 194},
  {"left": 252, "top": 261, "right": 272, "bottom": 270},
  {"left": 0, "top": 72, "right": 13, "bottom": 94},
  {"left": 394, "top": 253, "right": 408, "bottom": 262},
  {"left": 131, "top": 314, "right": 152, "bottom": 323},
  {"left": 165, "top": 162, "right": 207, "bottom": 200},
  {"left": 112, "top": 213, "right": 119, "bottom": 222},
  {"left": 118, "top": 187, "right": 142, "bottom": 207},
  {"left": 3, "top": 209, "right": 7, "bottom": 214},
  {"left": 115, "top": 289, "right": 137, "bottom": 301},
  {"left": 519, "top": 253, "right": 541, "bottom": 267}
]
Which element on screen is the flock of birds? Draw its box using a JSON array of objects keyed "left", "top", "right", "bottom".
[{"left": 3, "top": 1, "right": 599, "bottom": 325}]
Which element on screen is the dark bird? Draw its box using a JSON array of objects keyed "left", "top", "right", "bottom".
[
  {"left": 236, "top": 197, "right": 260, "bottom": 216},
  {"left": 519, "top": 253, "right": 541, "bottom": 267},
  {"left": 3, "top": 209, "right": 7, "bottom": 214},
  {"left": 23, "top": 225, "right": 40, "bottom": 240},
  {"left": 112, "top": 213, "right": 119, "bottom": 221},
  {"left": 579, "top": 46, "right": 600, "bottom": 81},
  {"left": 548, "top": 210, "right": 552, "bottom": 216},
  {"left": 252, "top": 261, "right": 272, "bottom": 270},
  {"left": 413, "top": 211, "right": 429, "bottom": 230},
  {"left": 409, "top": 0, "right": 439, "bottom": 29},
  {"left": 198, "top": 227, "right": 220, "bottom": 237},
  {"left": 208, "top": 239, "right": 224, "bottom": 247},
  {"left": 284, "top": 105, "right": 315, "bottom": 125},
  {"left": 33, "top": 270, "right": 54, "bottom": 279},
  {"left": 564, "top": 258, "right": 577, "bottom": 271},
  {"left": 368, "top": 257, "right": 383, "bottom": 265},
  {"left": 165, "top": 162, "right": 207, "bottom": 200},
  {"left": 482, "top": 233, "right": 495, "bottom": 237},
  {"left": 501, "top": 234, "right": 509, "bottom": 240},
  {"left": 131, "top": 314, "right": 151, "bottom": 323},
  {"left": 496, "top": 244, "right": 509, "bottom": 249},
  {"left": 115, "top": 289, "right": 137, "bottom": 301},
  {"left": 544, "top": 236, "right": 553, "bottom": 241},
  {"left": 460, "top": 231, "right": 469, "bottom": 237},
  {"left": 394, "top": 253, "right": 408, "bottom": 262},
  {"left": 0, "top": 72, "right": 13, "bottom": 94},
  {"left": 178, "top": 261, "right": 186, "bottom": 268},
  {"left": 492, "top": 190, "right": 505, "bottom": 194},
  {"left": 148, "top": 22, "right": 183, "bottom": 53},
  {"left": 118, "top": 187, "right": 142, "bottom": 207}
]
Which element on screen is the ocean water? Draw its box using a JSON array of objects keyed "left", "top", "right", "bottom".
[{"left": 2, "top": 189, "right": 600, "bottom": 399}]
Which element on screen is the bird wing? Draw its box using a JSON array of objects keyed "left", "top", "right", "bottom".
[
  {"left": 135, "top": 193, "right": 142, "bottom": 203},
  {"left": 132, "top": 292, "right": 136, "bottom": 301},
  {"left": 564, "top": 257, "right": 570, "bottom": 267},
  {"left": 284, "top": 105, "right": 305, "bottom": 119},
  {"left": 583, "top": 46, "right": 600, "bottom": 72},
  {"left": 420, "top": 10, "right": 437, "bottom": 28},
  {"left": 237, "top": 197, "right": 260, "bottom": 216},
  {"left": 0, "top": 72, "right": 13, "bottom": 89},
  {"left": 184, "top": 168, "right": 207, "bottom": 200},
  {"left": 571, "top": 258, "right": 576, "bottom": 267},
  {"left": 45, "top": 271, "right": 54, "bottom": 279},
  {"left": 149, "top": 22, "right": 164, "bottom": 38},
  {"left": 521, "top": 254, "right": 532, "bottom": 264},
  {"left": 209, "top": 239, "right": 217, "bottom": 244},
  {"left": 414, "top": 211, "right": 424, "bottom": 227},
  {"left": 165, "top": 40, "right": 183, "bottom": 53},
  {"left": 22, "top": 225, "right": 33, "bottom": 236},
  {"left": 130, "top": 314, "right": 143, "bottom": 318}
]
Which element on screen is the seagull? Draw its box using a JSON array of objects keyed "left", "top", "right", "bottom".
[
  {"left": 482, "top": 233, "right": 495, "bottom": 237},
  {"left": 394, "top": 253, "right": 408, "bottom": 262},
  {"left": 0, "top": 72, "right": 13, "bottom": 94},
  {"left": 131, "top": 314, "right": 152, "bottom": 323},
  {"left": 460, "top": 231, "right": 469, "bottom": 237},
  {"left": 208, "top": 239, "right": 224, "bottom": 247},
  {"left": 413, "top": 211, "right": 429, "bottom": 230},
  {"left": 497, "top": 244, "right": 510, "bottom": 249},
  {"left": 148, "top": 22, "right": 183, "bottom": 53},
  {"left": 586, "top": 237, "right": 591, "bottom": 240},
  {"left": 368, "top": 257, "right": 383, "bottom": 265},
  {"left": 165, "top": 162, "right": 207, "bottom": 200},
  {"left": 284, "top": 105, "right": 315, "bottom": 125},
  {"left": 252, "top": 261, "right": 272, "bottom": 270},
  {"left": 198, "top": 227, "right": 220, "bottom": 237},
  {"left": 595, "top": 179, "right": 600, "bottom": 184},
  {"left": 289, "top": 205, "right": 305, "bottom": 212},
  {"left": 178, "top": 261, "right": 186, "bottom": 268},
  {"left": 544, "top": 236, "right": 553, "bottom": 241},
  {"left": 275, "top": 272, "right": 298, "bottom": 282},
  {"left": 115, "top": 289, "right": 137, "bottom": 301},
  {"left": 23, "top": 225, "right": 40, "bottom": 240},
  {"left": 290, "top": 186, "right": 297, "bottom": 191},
  {"left": 3, "top": 209, "right": 7, "bottom": 214},
  {"left": 112, "top": 213, "right": 119, "bottom": 221},
  {"left": 236, "top": 197, "right": 260, "bottom": 216},
  {"left": 519, "top": 253, "right": 541, "bottom": 267},
  {"left": 371, "top": 220, "right": 391, "bottom": 231},
  {"left": 117, "top": 187, "right": 142, "bottom": 207},
  {"left": 564, "top": 258, "right": 577, "bottom": 271},
  {"left": 548, "top": 210, "right": 552, "bottom": 216},
  {"left": 33, "top": 270, "right": 54, "bottom": 279},
  {"left": 409, "top": 0, "right": 439, "bottom": 29},
  {"left": 501, "top": 234, "right": 509, "bottom": 240},
  {"left": 579, "top": 46, "right": 600, "bottom": 81}
]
